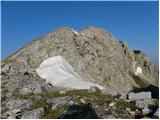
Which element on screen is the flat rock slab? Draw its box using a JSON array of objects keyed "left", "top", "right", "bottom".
[
  {"left": 128, "top": 92, "right": 151, "bottom": 101},
  {"left": 135, "top": 100, "right": 148, "bottom": 109}
]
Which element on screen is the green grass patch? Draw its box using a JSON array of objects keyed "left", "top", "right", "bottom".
[
  {"left": 39, "top": 89, "right": 114, "bottom": 104},
  {"left": 15, "top": 89, "right": 116, "bottom": 106},
  {"left": 14, "top": 90, "right": 34, "bottom": 99},
  {"left": 14, "top": 89, "right": 121, "bottom": 118},
  {"left": 115, "top": 99, "right": 137, "bottom": 113},
  {"left": 28, "top": 99, "right": 48, "bottom": 110},
  {"left": 28, "top": 98, "right": 69, "bottom": 119}
]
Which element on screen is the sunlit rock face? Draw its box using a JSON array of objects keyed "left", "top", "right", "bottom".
[
  {"left": 36, "top": 56, "right": 105, "bottom": 90},
  {"left": 2, "top": 26, "right": 158, "bottom": 92}
]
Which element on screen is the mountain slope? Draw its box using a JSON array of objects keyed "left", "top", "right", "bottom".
[
  {"left": 1, "top": 26, "right": 159, "bottom": 119},
  {"left": 2, "top": 26, "right": 158, "bottom": 92}
]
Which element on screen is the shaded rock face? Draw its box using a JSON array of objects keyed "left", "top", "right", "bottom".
[{"left": 1, "top": 26, "right": 158, "bottom": 93}]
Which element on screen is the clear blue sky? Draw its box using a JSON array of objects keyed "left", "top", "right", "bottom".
[{"left": 1, "top": 1, "right": 159, "bottom": 64}]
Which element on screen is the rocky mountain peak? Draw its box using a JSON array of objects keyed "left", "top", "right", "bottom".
[
  {"left": 1, "top": 26, "right": 159, "bottom": 119},
  {"left": 2, "top": 26, "right": 158, "bottom": 91}
]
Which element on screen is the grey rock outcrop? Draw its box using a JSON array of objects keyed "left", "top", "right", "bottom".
[
  {"left": 120, "top": 92, "right": 152, "bottom": 102},
  {"left": 135, "top": 100, "right": 148, "bottom": 109},
  {"left": 128, "top": 92, "right": 151, "bottom": 101},
  {"left": 6, "top": 99, "right": 31, "bottom": 110},
  {"left": 133, "top": 50, "right": 159, "bottom": 87},
  {"left": 21, "top": 107, "right": 44, "bottom": 119}
]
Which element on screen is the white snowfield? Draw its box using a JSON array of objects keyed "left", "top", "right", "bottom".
[
  {"left": 133, "top": 62, "right": 143, "bottom": 76},
  {"left": 135, "top": 66, "right": 142, "bottom": 76},
  {"left": 36, "top": 56, "right": 105, "bottom": 90},
  {"left": 72, "top": 29, "right": 79, "bottom": 35}
]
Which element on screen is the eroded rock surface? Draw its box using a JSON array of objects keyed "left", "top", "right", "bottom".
[{"left": 2, "top": 26, "right": 158, "bottom": 93}]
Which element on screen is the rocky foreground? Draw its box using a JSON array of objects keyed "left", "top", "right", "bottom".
[
  {"left": 1, "top": 71, "right": 159, "bottom": 119},
  {"left": 1, "top": 26, "right": 159, "bottom": 119}
]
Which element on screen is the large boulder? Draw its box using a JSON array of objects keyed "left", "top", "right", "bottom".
[
  {"left": 135, "top": 100, "right": 148, "bottom": 109},
  {"left": 128, "top": 92, "right": 151, "bottom": 101}
]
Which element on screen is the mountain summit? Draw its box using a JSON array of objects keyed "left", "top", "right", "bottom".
[
  {"left": 1, "top": 26, "right": 159, "bottom": 119},
  {"left": 2, "top": 26, "right": 158, "bottom": 91}
]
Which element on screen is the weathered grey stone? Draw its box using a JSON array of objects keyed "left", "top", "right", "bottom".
[
  {"left": 1, "top": 109, "right": 21, "bottom": 119},
  {"left": 21, "top": 107, "right": 44, "bottom": 119},
  {"left": 128, "top": 92, "right": 151, "bottom": 101},
  {"left": 33, "top": 84, "right": 43, "bottom": 94},
  {"left": 6, "top": 99, "right": 31, "bottom": 110},
  {"left": 19, "top": 85, "right": 32, "bottom": 95},
  {"left": 135, "top": 100, "right": 148, "bottom": 109}
]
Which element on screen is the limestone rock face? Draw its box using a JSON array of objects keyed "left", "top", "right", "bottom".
[
  {"left": 1, "top": 26, "right": 158, "bottom": 93},
  {"left": 133, "top": 50, "right": 159, "bottom": 87},
  {"left": 21, "top": 107, "right": 44, "bottom": 119}
]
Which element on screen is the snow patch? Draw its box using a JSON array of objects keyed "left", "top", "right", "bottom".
[
  {"left": 36, "top": 56, "right": 104, "bottom": 90},
  {"left": 135, "top": 66, "right": 142, "bottom": 75},
  {"left": 72, "top": 29, "right": 79, "bottom": 35}
]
